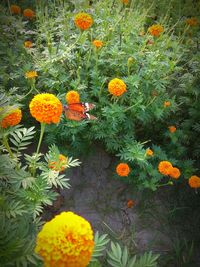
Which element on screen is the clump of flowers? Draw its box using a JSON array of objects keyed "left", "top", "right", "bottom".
[
  {"left": 146, "top": 148, "right": 154, "bottom": 156},
  {"left": 24, "top": 41, "right": 33, "bottom": 48},
  {"left": 108, "top": 78, "right": 127, "bottom": 97},
  {"left": 29, "top": 93, "right": 62, "bottom": 124},
  {"left": 127, "top": 200, "right": 134, "bottom": 208},
  {"left": 25, "top": 71, "right": 38, "bottom": 79},
  {"left": 49, "top": 154, "right": 68, "bottom": 172},
  {"left": 148, "top": 24, "right": 164, "bottom": 37},
  {"left": 10, "top": 4, "right": 21, "bottom": 14},
  {"left": 186, "top": 17, "right": 199, "bottom": 26},
  {"left": 66, "top": 90, "right": 80, "bottom": 104},
  {"left": 158, "top": 161, "right": 173, "bottom": 176},
  {"left": 0, "top": 108, "right": 22, "bottom": 128},
  {"left": 92, "top": 40, "right": 103, "bottom": 49},
  {"left": 169, "top": 167, "right": 181, "bottom": 179},
  {"left": 35, "top": 211, "right": 94, "bottom": 267},
  {"left": 164, "top": 101, "right": 171, "bottom": 107},
  {"left": 74, "top": 12, "right": 93, "bottom": 30},
  {"left": 188, "top": 175, "right": 200, "bottom": 188},
  {"left": 168, "top": 125, "right": 176, "bottom": 133},
  {"left": 23, "top": 8, "right": 35, "bottom": 19},
  {"left": 116, "top": 163, "right": 130, "bottom": 177}
]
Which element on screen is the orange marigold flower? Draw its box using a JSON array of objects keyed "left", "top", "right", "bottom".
[
  {"left": 168, "top": 126, "right": 176, "bottom": 133},
  {"left": 146, "top": 148, "right": 154, "bottom": 156},
  {"left": 188, "top": 175, "right": 200, "bottom": 188},
  {"left": 35, "top": 211, "right": 94, "bottom": 267},
  {"left": 24, "top": 41, "right": 33, "bottom": 48},
  {"left": 158, "top": 161, "right": 173, "bottom": 176},
  {"left": 1, "top": 108, "right": 22, "bottom": 128},
  {"left": 108, "top": 78, "right": 127, "bottom": 97},
  {"left": 10, "top": 4, "right": 21, "bottom": 14},
  {"left": 66, "top": 90, "right": 80, "bottom": 104},
  {"left": 116, "top": 163, "right": 130, "bottom": 177},
  {"left": 186, "top": 17, "right": 199, "bottom": 26},
  {"left": 74, "top": 12, "right": 93, "bottom": 30},
  {"left": 92, "top": 40, "right": 103, "bottom": 49},
  {"left": 164, "top": 101, "right": 171, "bottom": 107},
  {"left": 148, "top": 24, "right": 164, "bottom": 37},
  {"left": 122, "top": 0, "right": 129, "bottom": 4},
  {"left": 49, "top": 154, "right": 68, "bottom": 172},
  {"left": 29, "top": 93, "right": 62, "bottom": 124},
  {"left": 23, "top": 8, "right": 35, "bottom": 19},
  {"left": 127, "top": 199, "right": 134, "bottom": 208},
  {"left": 25, "top": 71, "right": 38, "bottom": 79},
  {"left": 169, "top": 167, "right": 181, "bottom": 179}
]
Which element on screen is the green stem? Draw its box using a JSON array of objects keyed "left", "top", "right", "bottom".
[
  {"left": 2, "top": 136, "right": 14, "bottom": 158},
  {"left": 36, "top": 123, "right": 46, "bottom": 154}
]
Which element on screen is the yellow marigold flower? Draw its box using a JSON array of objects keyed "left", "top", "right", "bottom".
[
  {"left": 29, "top": 93, "right": 62, "bottom": 124},
  {"left": 1, "top": 108, "right": 22, "bottom": 128},
  {"left": 127, "top": 199, "right": 134, "bottom": 208},
  {"left": 66, "top": 90, "right": 80, "bottom": 104},
  {"left": 188, "top": 175, "right": 200, "bottom": 188},
  {"left": 23, "top": 8, "right": 35, "bottom": 19},
  {"left": 146, "top": 148, "right": 154, "bottom": 156},
  {"left": 74, "top": 12, "right": 93, "bottom": 30},
  {"left": 158, "top": 161, "right": 173, "bottom": 176},
  {"left": 186, "top": 17, "right": 199, "bottom": 26},
  {"left": 49, "top": 154, "right": 68, "bottom": 172},
  {"left": 24, "top": 41, "right": 33, "bottom": 48},
  {"left": 169, "top": 167, "right": 181, "bottom": 179},
  {"left": 122, "top": 0, "right": 129, "bottom": 4},
  {"left": 25, "top": 71, "right": 38, "bottom": 79},
  {"left": 148, "top": 24, "right": 164, "bottom": 37},
  {"left": 108, "top": 78, "right": 127, "bottom": 97},
  {"left": 116, "top": 163, "right": 130, "bottom": 177},
  {"left": 10, "top": 4, "right": 21, "bottom": 14},
  {"left": 35, "top": 211, "right": 94, "bottom": 267},
  {"left": 164, "top": 101, "right": 171, "bottom": 107},
  {"left": 168, "top": 125, "right": 176, "bottom": 133},
  {"left": 92, "top": 40, "right": 103, "bottom": 49}
]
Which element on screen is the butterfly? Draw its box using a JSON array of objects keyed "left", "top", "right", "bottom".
[{"left": 63, "top": 103, "right": 97, "bottom": 121}]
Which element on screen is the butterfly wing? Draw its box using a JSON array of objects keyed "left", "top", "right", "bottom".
[
  {"left": 67, "top": 103, "right": 95, "bottom": 113},
  {"left": 65, "top": 110, "right": 87, "bottom": 121}
]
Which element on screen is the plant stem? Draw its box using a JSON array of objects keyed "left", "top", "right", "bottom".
[
  {"left": 2, "top": 136, "right": 14, "bottom": 158},
  {"left": 36, "top": 123, "right": 46, "bottom": 154}
]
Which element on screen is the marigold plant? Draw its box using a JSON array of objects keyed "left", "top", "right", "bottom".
[
  {"left": 10, "top": 4, "right": 21, "bottom": 14},
  {"left": 169, "top": 167, "right": 181, "bottom": 179},
  {"left": 35, "top": 211, "right": 94, "bottom": 267},
  {"left": 108, "top": 78, "right": 127, "bottom": 97},
  {"left": 168, "top": 126, "right": 176, "bottom": 133},
  {"left": 66, "top": 90, "right": 80, "bottom": 104},
  {"left": 49, "top": 154, "right": 68, "bottom": 172},
  {"left": 29, "top": 93, "right": 62, "bottom": 124},
  {"left": 25, "top": 71, "right": 38, "bottom": 79},
  {"left": 116, "top": 163, "right": 130, "bottom": 177},
  {"left": 92, "top": 40, "right": 103, "bottom": 49},
  {"left": 0, "top": 108, "right": 22, "bottom": 128},
  {"left": 24, "top": 41, "right": 33, "bottom": 48},
  {"left": 186, "top": 17, "right": 198, "bottom": 26},
  {"left": 148, "top": 24, "right": 164, "bottom": 37},
  {"left": 158, "top": 161, "right": 173, "bottom": 176},
  {"left": 23, "top": 8, "right": 35, "bottom": 19},
  {"left": 74, "top": 12, "right": 93, "bottom": 30},
  {"left": 188, "top": 175, "right": 200, "bottom": 188}
]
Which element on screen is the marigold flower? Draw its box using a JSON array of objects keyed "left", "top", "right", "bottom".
[
  {"left": 35, "top": 211, "right": 94, "bottom": 267},
  {"left": 92, "top": 40, "right": 103, "bottom": 49},
  {"left": 49, "top": 154, "right": 68, "bottom": 172},
  {"left": 25, "top": 71, "right": 38, "bottom": 79},
  {"left": 10, "top": 4, "right": 21, "bottom": 14},
  {"left": 168, "top": 126, "right": 176, "bottom": 133},
  {"left": 29, "top": 93, "right": 62, "bottom": 124},
  {"left": 122, "top": 0, "right": 129, "bottom": 4},
  {"left": 188, "top": 175, "right": 200, "bottom": 188},
  {"left": 169, "top": 167, "right": 181, "bottom": 179},
  {"left": 1, "top": 108, "right": 22, "bottom": 128},
  {"left": 146, "top": 148, "right": 153, "bottom": 156},
  {"left": 66, "top": 90, "right": 80, "bottom": 104},
  {"left": 158, "top": 161, "right": 173, "bottom": 176},
  {"left": 186, "top": 17, "right": 199, "bottom": 26},
  {"left": 148, "top": 24, "right": 164, "bottom": 37},
  {"left": 74, "top": 12, "right": 93, "bottom": 30},
  {"left": 164, "top": 101, "right": 171, "bottom": 107},
  {"left": 23, "top": 8, "right": 35, "bottom": 19},
  {"left": 108, "top": 78, "right": 127, "bottom": 97},
  {"left": 127, "top": 200, "right": 134, "bottom": 208},
  {"left": 24, "top": 41, "right": 33, "bottom": 48},
  {"left": 116, "top": 163, "right": 130, "bottom": 177}
]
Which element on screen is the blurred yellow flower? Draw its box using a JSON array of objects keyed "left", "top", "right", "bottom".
[
  {"left": 24, "top": 41, "right": 33, "bottom": 48},
  {"left": 10, "top": 5, "right": 21, "bottom": 14},
  {"left": 164, "top": 101, "right": 171, "bottom": 107},
  {"left": 1, "top": 108, "right": 22, "bottom": 128},
  {"left": 49, "top": 154, "right": 68, "bottom": 172},
  {"left": 146, "top": 148, "right": 154, "bottom": 156},
  {"left": 74, "top": 12, "right": 93, "bottom": 30},
  {"left": 168, "top": 126, "right": 176, "bottom": 133},
  {"left": 92, "top": 40, "right": 103, "bottom": 48},
  {"left": 108, "top": 78, "right": 127, "bottom": 97},
  {"left": 25, "top": 71, "right": 38, "bottom": 79},
  {"left": 66, "top": 90, "right": 80, "bottom": 104},
  {"left": 23, "top": 8, "right": 35, "bottom": 19},
  {"left": 148, "top": 24, "right": 164, "bottom": 37},
  {"left": 186, "top": 17, "right": 198, "bottom": 26}
]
